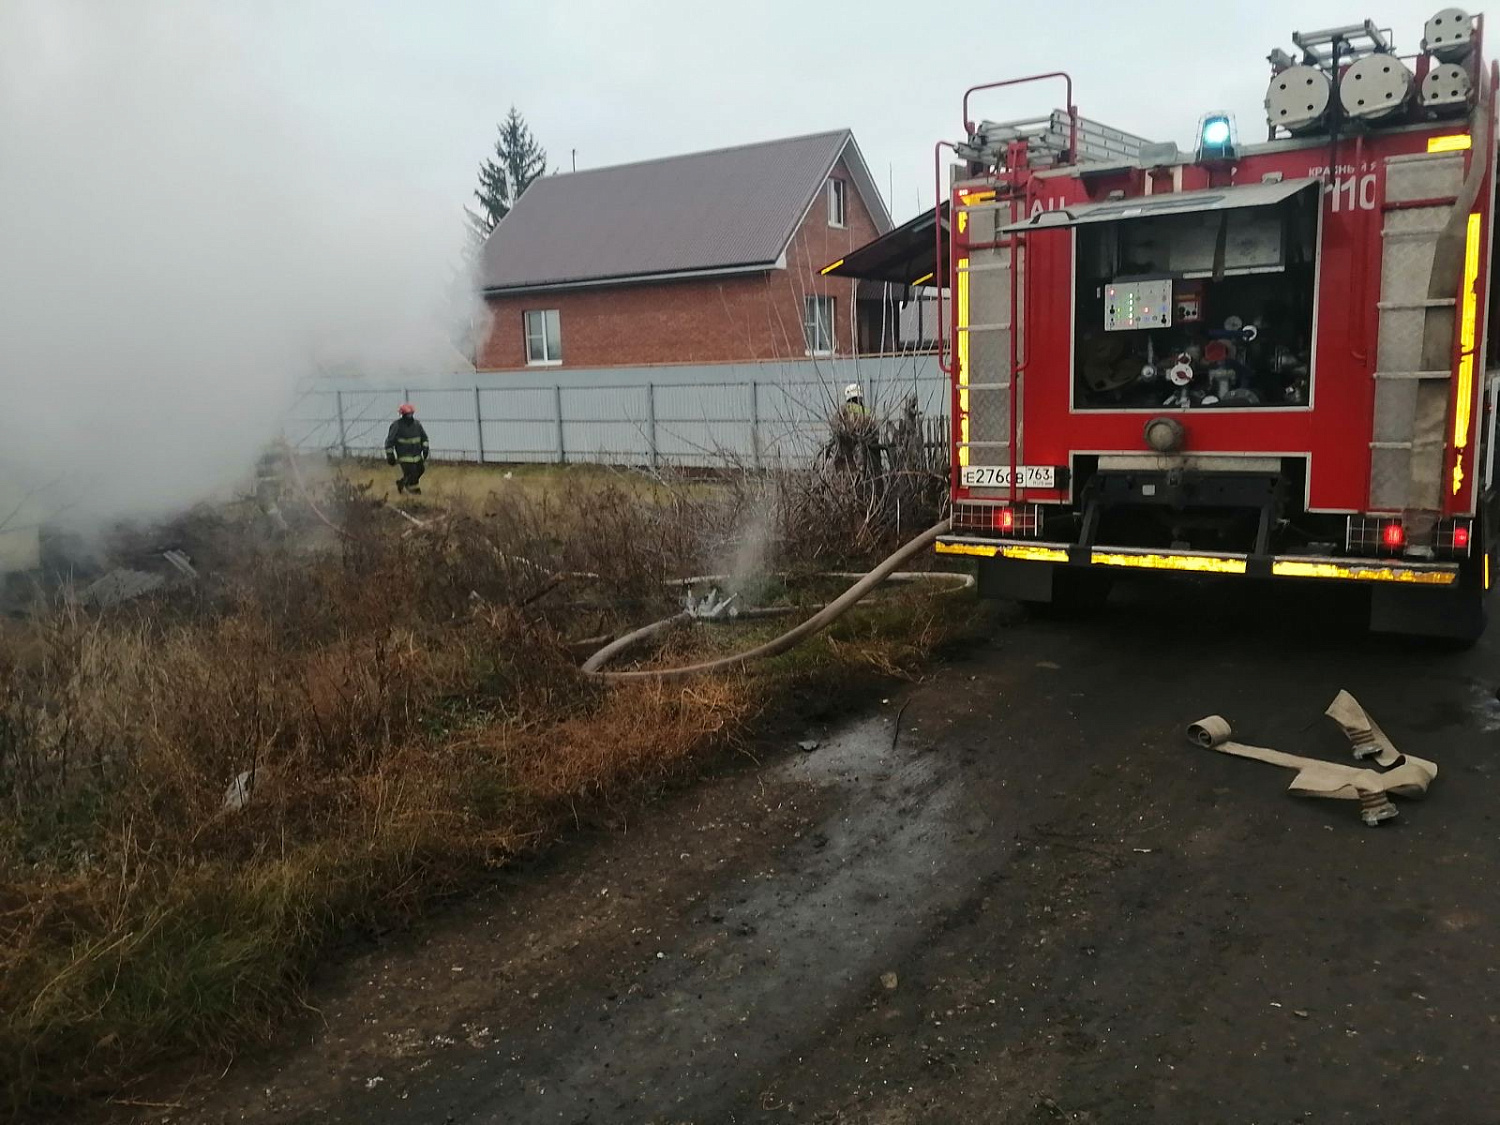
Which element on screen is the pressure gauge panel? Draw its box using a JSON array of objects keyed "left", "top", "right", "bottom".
[{"left": 1104, "top": 279, "right": 1173, "bottom": 332}]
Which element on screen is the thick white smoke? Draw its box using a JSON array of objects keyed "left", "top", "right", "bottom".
[{"left": 0, "top": 2, "right": 469, "bottom": 527}]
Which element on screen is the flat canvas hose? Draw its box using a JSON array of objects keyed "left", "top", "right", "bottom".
[{"left": 582, "top": 518, "right": 955, "bottom": 682}]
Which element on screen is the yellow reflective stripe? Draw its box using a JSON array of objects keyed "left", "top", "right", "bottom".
[
  {"left": 957, "top": 255, "right": 971, "bottom": 467},
  {"left": 1428, "top": 134, "right": 1472, "bottom": 152},
  {"left": 1271, "top": 560, "right": 1457, "bottom": 585},
  {"left": 935, "top": 541, "right": 1070, "bottom": 562},
  {"left": 940, "top": 541, "right": 1461, "bottom": 585},
  {"left": 1452, "top": 211, "right": 1482, "bottom": 495},
  {"left": 936, "top": 541, "right": 996, "bottom": 557},
  {"left": 1001, "top": 545, "right": 1068, "bottom": 562},
  {"left": 1091, "top": 551, "right": 1246, "bottom": 574}
]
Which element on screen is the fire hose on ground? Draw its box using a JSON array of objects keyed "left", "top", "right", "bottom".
[
  {"left": 282, "top": 457, "right": 966, "bottom": 682},
  {"left": 582, "top": 518, "right": 963, "bottom": 682}
]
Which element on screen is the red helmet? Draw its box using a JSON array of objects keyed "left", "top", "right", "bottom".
[{"left": 398, "top": 403, "right": 416, "bottom": 415}]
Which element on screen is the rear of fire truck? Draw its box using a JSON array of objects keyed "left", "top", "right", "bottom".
[{"left": 935, "top": 9, "right": 1499, "bottom": 641}]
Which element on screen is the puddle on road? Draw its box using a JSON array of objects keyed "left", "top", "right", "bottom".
[
  {"left": 381, "top": 705, "right": 991, "bottom": 1125},
  {"left": 780, "top": 706, "right": 912, "bottom": 782},
  {"left": 1468, "top": 682, "right": 1500, "bottom": 734}
]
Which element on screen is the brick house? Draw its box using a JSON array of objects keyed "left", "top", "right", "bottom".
[{"left": 475, "top": 130, "right": 898, "bottom": 370}]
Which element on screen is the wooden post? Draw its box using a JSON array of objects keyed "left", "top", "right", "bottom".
[
  {"left": 334, "top": 390, "right": 348, "bottom": 459},
  {"left": 750, "top": 380, "right": 762, "bottom": 470},
  {"left": 474, "top": 387, "right": 485, "bottom": 463},
  {"left": 646, "top": 383, "right": 658, "bottom": 470}
]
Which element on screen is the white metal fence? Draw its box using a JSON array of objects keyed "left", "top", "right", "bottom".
[{"left": 286, "top": 357, "right": 946, "bottom": 468}]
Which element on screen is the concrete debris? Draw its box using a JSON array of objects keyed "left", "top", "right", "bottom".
[
  {"left": 80, "top": 568, "right": 166, "bottom": 608},
  {"left": 162, "top": 549, "right": 198, "bottom": 578},
  {"left": 223, "top": 768, "right": 263, "bottom": 811},
  {"left": 880, "top": 972, "right": 899, "bottom": 991},
  {"left": 684, "top": 587, "right": 739, "bottom": 620},
  {"left": 76, "top": 550, "right": 198, "bottom": 609},
  {"left": 1188, "top": 694, "right": 1437, "bottom": 827}
]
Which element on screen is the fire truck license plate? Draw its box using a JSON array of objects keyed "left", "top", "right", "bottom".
[{"left": 961, "top": 465, "right": 1059, "bottom": 488}]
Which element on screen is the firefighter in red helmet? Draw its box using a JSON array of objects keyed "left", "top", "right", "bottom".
[{"left": 384, "top": 403, "right": 430, "bottom": 495}]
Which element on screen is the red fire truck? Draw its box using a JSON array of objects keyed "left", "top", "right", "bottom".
[{"left": 847, "top": 11, "right": 1499, "bottom": 639}]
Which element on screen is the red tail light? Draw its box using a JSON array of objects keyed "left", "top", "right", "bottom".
[
  {"left": 996, "top": 507, "right": 1016, "bottom": 532},
  {"left": 1453, "top": 524, "right": 1471, "bottom": 549},
  {"left": 1382, "top": 522, "right": 1405, "bottom": 549}
]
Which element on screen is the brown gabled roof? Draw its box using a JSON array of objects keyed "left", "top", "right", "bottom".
[{"left": 477, "top": 129, "right": 890, "bottom": 294}]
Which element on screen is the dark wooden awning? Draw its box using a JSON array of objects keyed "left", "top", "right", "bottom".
[{"left": 819, "top": 204, "right": 948, "bottom": 289}]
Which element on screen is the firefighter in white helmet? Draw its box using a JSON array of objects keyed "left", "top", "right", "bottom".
[
  {"left": 832, "top": 382, "right": 880, "bottom": 479},
  {"left": 842, "top": 382, "right": 867, "bottom": 417}
]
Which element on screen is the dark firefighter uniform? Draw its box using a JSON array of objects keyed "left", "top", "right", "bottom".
[{"left": 385, "top": 409, "right": 430, "bottom": 494}]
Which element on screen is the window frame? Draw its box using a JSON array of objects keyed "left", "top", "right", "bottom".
[
  {"left": 827, "top": 178, "right": 847, "bottom": 228},
  {"left": 803, "top": 294, "right": 836, "bottom": 357},
  {"left": 523, "top": 308, "right": 562, "bottom": 366}
]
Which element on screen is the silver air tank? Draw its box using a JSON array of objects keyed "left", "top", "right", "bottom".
[
  {"left": 1339, "top": 53, "right": 1416, "bottom": 121},
  {"left": 1265, "top": 65, "right": 1333, "bottom": 133},
  {"left": 1422, "top": 8, "right": 1475, "bottom": 61},
  {"left": 1422, "top": 61, "right": 1473, "bottom": 112}
]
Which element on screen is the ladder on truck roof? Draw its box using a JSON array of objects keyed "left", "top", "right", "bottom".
[
  {"left": 1291, "top": 20, "right": 1394, "bottom": 66},
  {"left": 958, "top": 110, "right": 1153, "bottom": 169}
]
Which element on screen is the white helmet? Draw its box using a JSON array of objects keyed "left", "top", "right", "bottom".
[{"left": 843, "top": 383, "right": 863, "bottom": 402}]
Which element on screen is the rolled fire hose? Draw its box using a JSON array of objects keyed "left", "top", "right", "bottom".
[{"left": 582, "top": 518, "right": 956, "bottom": 682}]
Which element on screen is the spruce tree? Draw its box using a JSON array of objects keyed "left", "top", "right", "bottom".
[{"left": 469, "top": 106, "right": 548, "bottom": 237}]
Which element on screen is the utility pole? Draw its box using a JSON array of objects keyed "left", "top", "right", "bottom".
[{"left": 571, "top": 148, "right": 577, "bottom": 172}]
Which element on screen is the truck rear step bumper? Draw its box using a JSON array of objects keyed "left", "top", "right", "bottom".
[{"left": 935, "top": 536, "right": 1460, "bottom": 586}]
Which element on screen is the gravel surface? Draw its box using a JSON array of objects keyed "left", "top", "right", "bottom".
[{"left": 161, "top": 576, "right": 1500, "bottom": 1125}]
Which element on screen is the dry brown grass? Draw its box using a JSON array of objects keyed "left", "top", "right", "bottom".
[{"left": 0, "top": 461, "right": 973, "bottom": 1118}]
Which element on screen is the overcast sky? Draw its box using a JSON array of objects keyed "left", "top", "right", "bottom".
[
  {"left": 0, "top": 0, "right": 1460, "bottom": 524},
  {"left": 261, "top": 0, "right": 1446, "bottom": 220}
]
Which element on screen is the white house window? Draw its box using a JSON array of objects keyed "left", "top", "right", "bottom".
[
  {"left": 827, "top": 178, "right": 847, "bottom": 228},
  {"left": 524, "top": 309, "right": 561, "bottom": 365},
  {"left": 803, "top": 295, "right": 835, "bottom": 355}
]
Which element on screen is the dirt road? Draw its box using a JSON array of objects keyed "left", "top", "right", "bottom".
[{"left": 171, "top": 576, "right": 1500, "bottom": 1124}]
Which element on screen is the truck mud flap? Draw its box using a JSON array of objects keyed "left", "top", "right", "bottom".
[
  {"left": 976, "top": 556, "right": 1059, "bottom": 602},
  {"left": 976, "top": 556, "right": 1113, "bottom": 609},
  {"left": 1369, "top": 583, "right": 1488, "bottom": 642}
]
